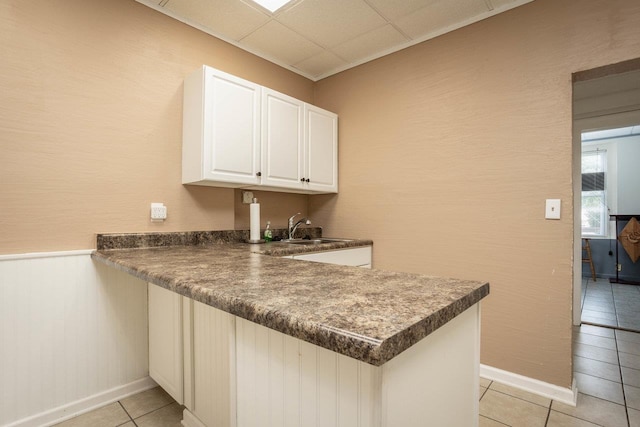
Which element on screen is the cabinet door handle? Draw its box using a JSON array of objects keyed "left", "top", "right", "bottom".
[
  {"left": 256, "top": 172, "right": 262, "bottom": 177},
  {"left": 300, "top": 178, "right": 305, "bottom": 182},
  {"left": 306, "top": 178, "right": 310, "bottom": 183}
]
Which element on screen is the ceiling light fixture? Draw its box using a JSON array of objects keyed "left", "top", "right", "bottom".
[{"left": 250, "top": 0, "right": 294, "bottom": 13}]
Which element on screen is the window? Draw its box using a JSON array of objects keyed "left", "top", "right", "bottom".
[{"left": 581, "top": 150, "right": 607, "bottom": 236}]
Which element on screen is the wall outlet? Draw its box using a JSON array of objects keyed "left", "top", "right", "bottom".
[
  {"left": 617, "top": 263, "right": 622, "bottom": 272},
  {"left": 242, "top": 191, "right": 254, "bottom": 204},
  {"left": 151, "top": 203, "right": 167, "bottom": 221}
]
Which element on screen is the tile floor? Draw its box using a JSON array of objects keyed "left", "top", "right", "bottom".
[
  {"left": 581, "top": 277, "right": 640, "bottom": 331},
  {"left": 53, "top": 387, "right": 183, "bottom": 427},
  {"left": 480, "top": 323, "right": 640, "bottom": 426}
]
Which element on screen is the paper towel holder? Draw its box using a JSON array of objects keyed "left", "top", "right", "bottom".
[{"left": 247, "top": 197, "right": 265, "bottom": 244}]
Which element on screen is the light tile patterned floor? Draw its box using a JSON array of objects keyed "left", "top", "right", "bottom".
[
  {"left": 582, "top": 277, "right": 640, "bottom": 331},
  {"left": 480, "top": 322, "right": 640, "bottom": 426},
  {"left": 53, "top": 387, "right": 183, "bottom": 427}
]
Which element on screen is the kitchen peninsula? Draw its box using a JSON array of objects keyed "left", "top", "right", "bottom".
[{"left": 92, "top": 230, "right": 489, "bottom": 427}]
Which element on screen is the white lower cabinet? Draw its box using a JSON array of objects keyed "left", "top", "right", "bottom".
[
  {"left": 149, "top": 283, "right": 236, "bottom": 427},
  {"left": 148, "top": 283, "right": 184, "bottom": 404},
  {"left": 184, "top": 303, "right": 480, "bottom": 427},
  {"left": 148, "top": 259, "right": 481, "bottom": 427},
  {"left": 292, "top": 246, "right": 372, "bottom": 268}
]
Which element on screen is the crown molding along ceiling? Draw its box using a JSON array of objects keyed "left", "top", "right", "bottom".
[{"left": 137, "top": 0, "right": 535, "bottom": 81}]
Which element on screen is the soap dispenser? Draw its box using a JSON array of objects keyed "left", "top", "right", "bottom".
[{"left": 264, "top": 221, "right": 272, "bottom": 242}]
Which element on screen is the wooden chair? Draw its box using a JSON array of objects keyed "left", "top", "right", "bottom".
[{"left": 582, "top": 238, "right": 597, "bottom": 281}]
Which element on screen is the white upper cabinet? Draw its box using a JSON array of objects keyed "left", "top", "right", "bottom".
[
  {"left": 305, "top": 104, "right": 338, "bottom": 193},
  {"left": 183, "top": 66, "right": 261, "bottom": 187},
  {"left": 182, "top": 65, "right": 338, "bottom": 194},
  {"left": 261, "top": 88, "right": 304, "bottom": 190}
]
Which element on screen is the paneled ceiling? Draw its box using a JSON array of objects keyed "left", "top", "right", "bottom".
[{"left": 136, "top": 0, "right": 534, "bottom": 81}]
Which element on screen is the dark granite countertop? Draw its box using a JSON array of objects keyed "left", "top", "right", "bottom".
[{"left": 92, "top": 230, "right": 489, "bottom": 366}]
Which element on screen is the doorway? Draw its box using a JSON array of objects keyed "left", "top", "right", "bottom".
[
  {"left": 573, "top": 61, "right": 640, "bottom": 332},
  {"left": 579, "top": 125, "right": 640, "bottom": 331}
]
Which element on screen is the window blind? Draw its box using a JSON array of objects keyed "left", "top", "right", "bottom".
[{"left": 582, "top": 172, "right": 605, "bottom": 191}]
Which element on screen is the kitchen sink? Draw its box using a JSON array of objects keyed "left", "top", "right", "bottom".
[{"left": 277, "top": 238, "right": 354, "bottom": 245}]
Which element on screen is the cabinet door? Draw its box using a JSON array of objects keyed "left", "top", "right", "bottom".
[
  {"left": 148, "top": 283, "right": 184, "bottom": 404},
  {"left": 261, "top": 88, "right": 304, "bottom": 190},
  {"left": 292, "top": 246, "right": 372, "bottom": 268},
  {"left": 203, "top": 67, "right": 261, "bottom": 185},
  {"left": 305, "top": 104, "right": 338, "bottom": 193}
]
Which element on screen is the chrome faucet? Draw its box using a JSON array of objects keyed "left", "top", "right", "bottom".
[{"left": 288, "top": 213, "right": 311, "bottom": 240}]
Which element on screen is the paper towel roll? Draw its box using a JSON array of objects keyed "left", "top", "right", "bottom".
[{"left": 250, "top": 198, "right": 260, "bottom": 242}]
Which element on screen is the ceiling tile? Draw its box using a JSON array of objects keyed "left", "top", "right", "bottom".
[
  {"left": 277, "top": 0, "right": 387, "bottom": 48},
  {"left": 137, "top": 0, "right": 534, "bottom": 80},
  {"left": 240, "top": 20, "right": 323, "bottom": 65},
  {"left": 364, "top": 0, "right": 440, "bottom": 21},
  {"left": 394, "top": 0, "right": 490, "bottom": 39},
  {"left": 332, "top": 24, "right": 409, "bottom": 63},
  {"left": 294, "top": 51, "right": 348, "bottom": 78},
  {"left": 164, "top": 0, "right": 270, "bottom": 41}
]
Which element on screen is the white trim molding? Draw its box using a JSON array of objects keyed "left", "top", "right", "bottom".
[
  {"left": 480, "top": 364, "right": 578, "bottom": 407},
  {"left": 182, "top": 409, "right": 208, "bottom": 427},
  {"left": 4, "top": 377, "right": 157, "bottom": 427},
  {"left": 0, "top": 249, "right": 93, "bottom": 261}
]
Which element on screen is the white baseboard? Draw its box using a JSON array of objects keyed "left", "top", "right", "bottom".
[
  {"left": 181, "top": 409, "right": 207, "bottom": 427},
  {"left": 480, "top": 364, "right": 578, "bottom": 407},
  {"left": 5, "top": 377, "right": 157, "bottom": 427}
]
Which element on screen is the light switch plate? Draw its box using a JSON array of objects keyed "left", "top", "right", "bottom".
[{"left": 545, "top": 199, "right": 561, "bottom": 220}]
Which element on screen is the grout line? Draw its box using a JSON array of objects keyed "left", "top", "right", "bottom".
[
  {"left": 479, "top": 415, "right": 510, "bottom": 426},
  {"left": 573, "top": 368, "right": 622, "bottom": 384},
  {"left": 479, "top": 382, "right": 490, "bottom": 400},
  {"left": 613, "top": 330, "right": 632, "bottom": 427},
  {"left": 117, "top": 401, "right": 138, "bottom": 426},
  {"left": 488, "top": 388, "right": 550, "bottom": 409},
  {"left": 129, "top": 401, "right": 176, "bottom": 422},
  {"left": 573, "top": 350, "right": 619, "bottom": 366},
  {"left": 609, "top": 280, "right": 620, "bottom": 329},
  {"left": 543, "top": 404, "right": 551, "bottom": 426}
]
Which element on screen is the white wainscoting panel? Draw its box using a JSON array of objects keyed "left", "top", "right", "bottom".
[
  {"left": 235, "top": 305, "right": 480, "bottom": 427},
  {"left": 0, "top": 251, "right": 150, "bottom": 427},
  {"left": 190, "top": 300, "right": 237, "bottom": 427},
  {"left": 235, "top": 317, "right": 382, "bottom": 427}
]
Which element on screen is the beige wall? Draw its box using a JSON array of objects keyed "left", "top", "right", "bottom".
[
  {"left": 0, "top": 0, "right": 312, "bottom": 254},
  {"left": 309, "top": 0, "right": 640, "bottom": 387}
]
